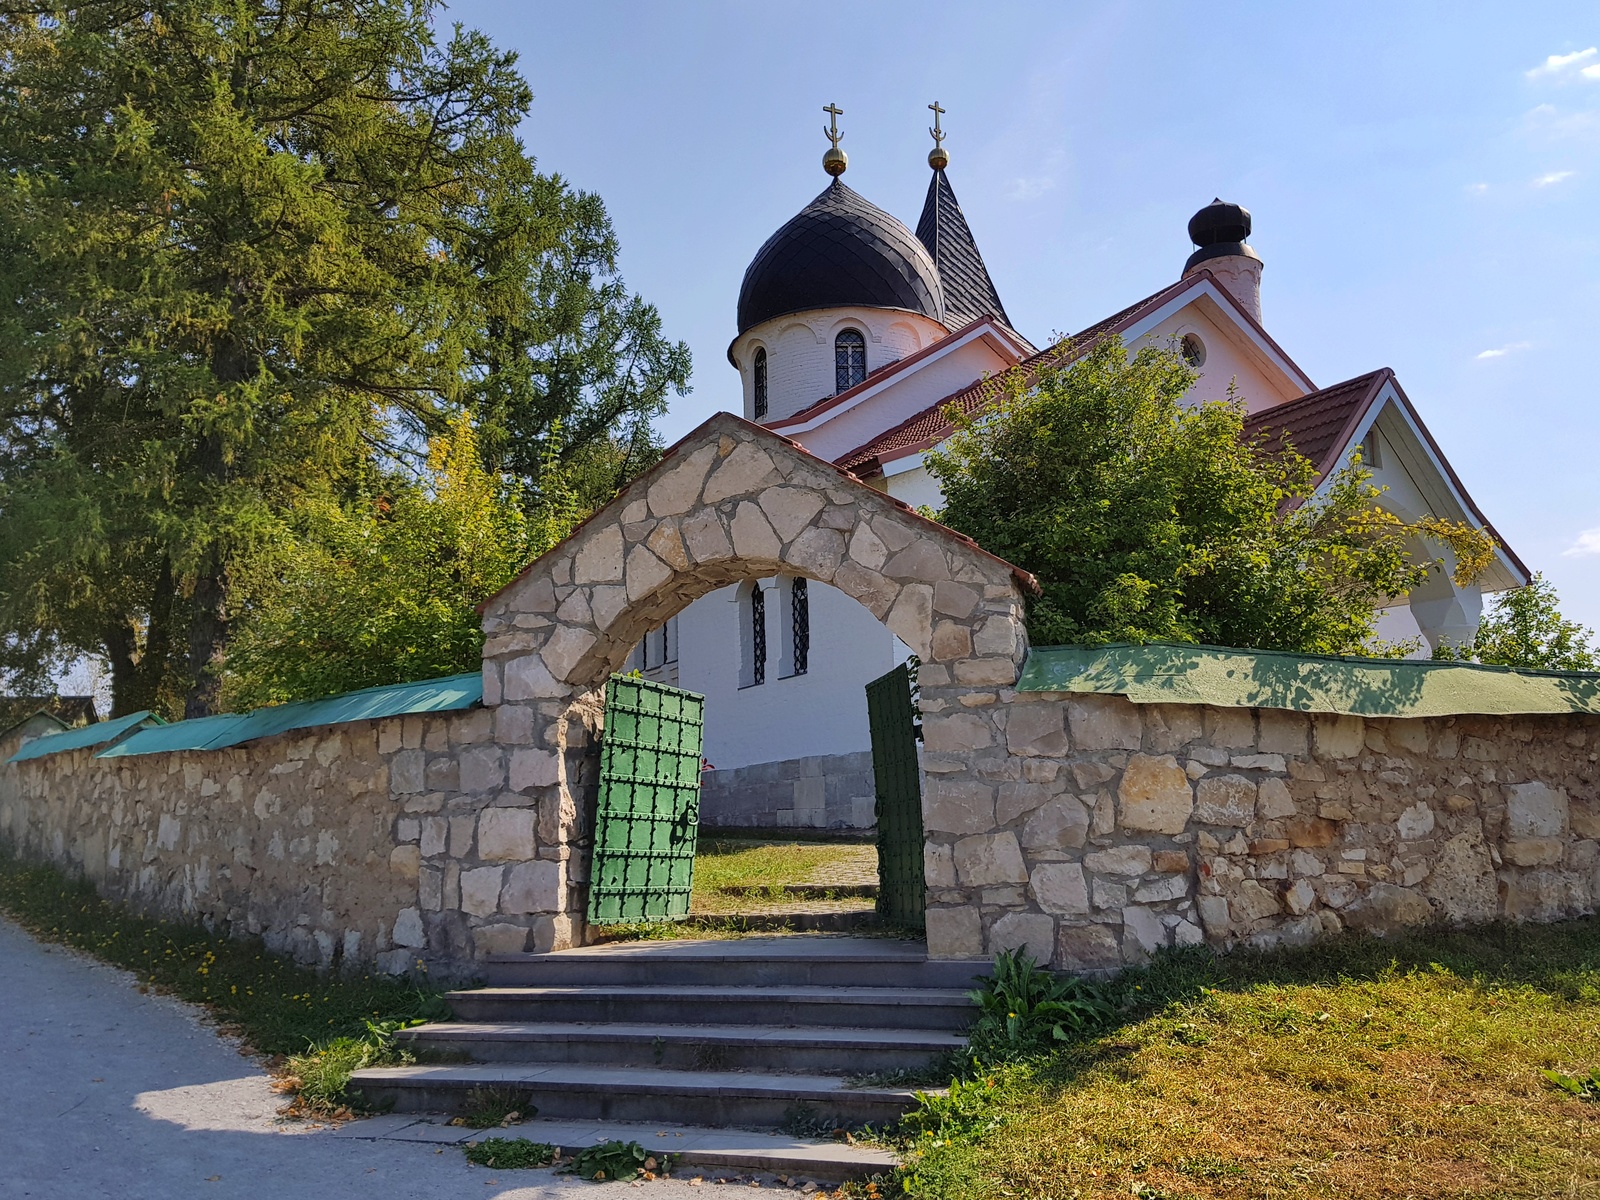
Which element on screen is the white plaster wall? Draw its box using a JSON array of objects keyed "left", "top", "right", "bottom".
[
  {"left": 1129, "top": 302, "right": 1299, "bottom": 414},
  {"left": 1373, "top": 604, "right": 1430, "bottom": 657},
  {"left": 731, "top": 308, "right": 949, "bottom": 424},
  {"left": 673, "top": 578, "right": 904, "bottom": 771},
  {"left": 883, "top": 461, "right": 946, "bottom": 512}
]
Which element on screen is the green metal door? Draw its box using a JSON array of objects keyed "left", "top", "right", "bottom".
[
  {"left": 866, "top": 663, "right": 925, "bottom": 928},
  {"left": 587, "top": 674, "right": 706, "bottom": 924}
]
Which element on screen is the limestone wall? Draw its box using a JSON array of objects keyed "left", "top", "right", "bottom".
[
  {"left": 920, "top": 691, "right": 1600, "bottom": 970},
  {"left": 0, "top": 705, "right": 573, "bottom": 975}
]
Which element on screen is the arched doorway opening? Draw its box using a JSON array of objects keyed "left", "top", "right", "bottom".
[{"left": 476, "top": 413, "right": 1033, "bottom": 956}]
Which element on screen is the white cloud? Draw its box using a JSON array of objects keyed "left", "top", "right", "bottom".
[
  {"left": 1465, "top": 181, "right": 1489, "bottom": 193},
  {"left": 1006, "top": 176, "right": 1055, "bottom": 202},
  {"left": 1475, "top": 341, "right": 1532, "bottom": 359},
  {"left": 1528, "top": 47, "right": 1597, "bottom": 78},
  {"left": 1533, "top": 169, "right": 1575, "bottom": 186},
  {"left": 1585, "top": 64, "right": 1600, "bottom": 80},
  {"left": 1564, "top": 528, "right": 1600, "bottom": 557}
]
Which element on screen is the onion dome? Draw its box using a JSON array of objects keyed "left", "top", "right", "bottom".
[
  {"left": 1185, "top": 198, "right": 1260, "bottom": 272},
  {"left": 736, "top": 180, "right": 948, "bottom": 336}
]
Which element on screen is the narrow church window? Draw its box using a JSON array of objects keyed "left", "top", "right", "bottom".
[
  {"left": 835, "top": 329, "right": 867, "bottom": 392},
  {"left": 748, "top": 583, "right": 766, "bottom": 686},
  {"left": 753, "top": 348, "right": 768, "bottom": 419},
  {"left": 790, "top": 578, "right": 809, "bottom": 676}
]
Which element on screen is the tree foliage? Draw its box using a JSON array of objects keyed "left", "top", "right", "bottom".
[
  {"left": 222, "top": 414, "right": 575, "bottom": 709},
  {"left": 926, "top": 339, "right": 1495, "bottom": 654},
  {"left": 0, "top": 2, "right": 687, "bottom": 717},
  {"left": 1441, "top": 573, "right": 1597, "bottom": 671}
]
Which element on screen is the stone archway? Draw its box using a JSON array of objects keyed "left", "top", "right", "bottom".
[{"left": 476, "top": 412, "right": 1034, "bottom": 955}]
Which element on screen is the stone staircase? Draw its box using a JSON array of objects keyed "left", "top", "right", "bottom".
[{"left": 349, "top": 937, "right": 983, "bottom": 1137}]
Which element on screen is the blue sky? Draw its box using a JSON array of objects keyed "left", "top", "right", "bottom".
[{"left": 446, "top": 1, "right": 1600, "bottom": 629}]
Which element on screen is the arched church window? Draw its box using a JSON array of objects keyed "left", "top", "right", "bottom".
[
  {"left": 790, "top": 577, "right": 809, "bottom": 676},
  {"left": 753, "top": 348, "right": 768, "bottom": 420},
  {"left": 835, "top": 329, "right": 866, "bottom": 393}
]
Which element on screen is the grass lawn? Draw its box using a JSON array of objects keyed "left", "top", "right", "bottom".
[
  {"left": 690, "top": 836, "right": 877, "bottom": 914},
  {"left": 905, "top": 918, "right": 1600, "bottom": 1200}
]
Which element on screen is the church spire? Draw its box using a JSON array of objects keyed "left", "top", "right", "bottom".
[{"left": 914, "top": 103, "right": 1011, "bottom": 330}]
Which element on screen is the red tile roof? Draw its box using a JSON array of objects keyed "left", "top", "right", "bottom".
[
  {"left": 835, "top": 278, "right": 1194, "bottom": 474},
  {"left": 1241, "top": 369, "right": 1388, "bottom": 476}
]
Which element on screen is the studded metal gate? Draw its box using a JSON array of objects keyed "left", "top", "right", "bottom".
[
  {"left": 587, "top": 674, "right": 706, "bottom": 924},
  {"left": 866, "top": 663, "right": 925, "bottom": 927}
]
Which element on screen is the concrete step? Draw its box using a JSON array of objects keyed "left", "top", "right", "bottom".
[
  {"left": 347, "top": 1062, "right": 924, "bottom": 1129},
  {"left": 482, "top": 936, "right": 989, "bottom": 990},
  {"left": 398, "top": 1020, "right": 965, "bottom": 1073},
  {"left": 332, "top": 1113, "right": 898, "bottom": 1182},
  {"left": 445, "top": 984, "right": 975, "bottom": 1031}
]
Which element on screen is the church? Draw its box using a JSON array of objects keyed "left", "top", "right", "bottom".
[{"left": 627, "top": 104, "right": 1529, "bottom": 830}]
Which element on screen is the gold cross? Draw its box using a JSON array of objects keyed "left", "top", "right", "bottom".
[
  {"left": 823, "top": 103, "right": 844, "bottom": 149},
  {"left": 928, "top": 101, "right": 946, "bottom": 147}
]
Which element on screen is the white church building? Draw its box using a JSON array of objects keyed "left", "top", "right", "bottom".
[{"left": 629, "top": 108, "right": 1530, "bottom": 830}]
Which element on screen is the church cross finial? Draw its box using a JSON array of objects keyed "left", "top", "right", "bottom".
[
  {"left": 821, "top": 102, "right": 848, "bottom": 176},
  {"left": 823, "top": 103, "right": 844, "bottom": 149},
  {"left": 927, "top": 100, "right": 949, "bottom": 170}
]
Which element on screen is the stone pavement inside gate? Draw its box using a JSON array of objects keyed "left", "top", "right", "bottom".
[{"left": 0, "top": 916, "right": 884, "bottom": 1198}]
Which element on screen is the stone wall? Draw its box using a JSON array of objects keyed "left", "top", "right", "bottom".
[
  {"left": 920, "top": 691, "right": 1600, "bottom": 970},
  {"left": 0, "top": 704, "right": 578, "bottom": 975},
  {"left": 699, "top": 751, "right": 877, "bottom": 830}
]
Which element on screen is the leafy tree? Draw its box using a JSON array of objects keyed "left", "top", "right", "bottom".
[
  {"left": 0, "top": 2, "right": 687, "bottom": 717},
  {"left": 1440, "top": 573, "right": 1597, "bottom": 671},
  {"left": 926, "top": 339, "right": 1494, "bottom": 654},
  {"left": 222, "top": 414, "right": 575, "bottom": 709}
]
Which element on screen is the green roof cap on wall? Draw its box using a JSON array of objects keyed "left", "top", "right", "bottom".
[
  {"left": 6, "top": 709, "right": 164, "bottom": 763},
  {"left": 96, "top": 672, "right": 483, "bottom": 759},
  {"left": 1016, "top": 643, "right": 1600, "bottom": 718}
]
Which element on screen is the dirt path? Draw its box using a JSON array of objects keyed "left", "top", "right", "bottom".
[{"left": 0, "top": 916, "right": 721, "bottom": 1200}]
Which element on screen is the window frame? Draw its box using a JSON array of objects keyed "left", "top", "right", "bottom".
[
  {"left": 834, "top": 328, "right": 867, "bottom": 393},
  {"left": 753, "top": 347, "right": 768, "bottom": 420}
]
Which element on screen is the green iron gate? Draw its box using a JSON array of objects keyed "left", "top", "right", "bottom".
[
  {"left": 866, "top": 662, "right": 925, "bottom": 928},
  {"left": 587, "top": 674, "right": 706, "bottom": 924}
]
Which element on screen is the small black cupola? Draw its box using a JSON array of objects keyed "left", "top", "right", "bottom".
[{"left": 1185, "top": 198, "right": 1260, "bottom": 272}]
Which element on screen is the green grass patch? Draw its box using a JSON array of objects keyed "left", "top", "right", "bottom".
[
  {"left": 690, "top": 837, "right": 877, "bottom": 914},
  {"left": 898, "top": 919, "right": 1600, "bottom": 1199},
  {"left": 0, "top": 842, "right": 450, "bottom": 1114}
]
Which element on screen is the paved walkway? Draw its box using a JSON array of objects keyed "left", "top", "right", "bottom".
[{"left": 0, "top": 917, "right": 846, "bottom": 1199}]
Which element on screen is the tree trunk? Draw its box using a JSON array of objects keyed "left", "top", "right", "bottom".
[{"left": 105, "top": 556, "right": 178, "bottom": 718}]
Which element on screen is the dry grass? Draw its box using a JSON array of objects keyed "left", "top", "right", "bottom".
[{"left": 904, "top": 920, "right": 1600, "bottom": 1200}]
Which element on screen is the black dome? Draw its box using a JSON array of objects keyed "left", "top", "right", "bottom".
[
  {"left": 1184, "top": 197, "right": 1259, "bottom": 273},
  {"left": 737, "top": 180, "right": 947, "bottom": 335}
]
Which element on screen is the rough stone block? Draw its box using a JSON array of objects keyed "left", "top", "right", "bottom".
[
  {"left": 390, "top": 749, "right": 425, "bottom": 796},
  {"left": 1506, "top": 781, "right": 1568, "bottom": 838},
  {"left": 1204, "top": 707, "right": 1255, "bottom": 749},
  {"left": 509, "top": 748, "right": 559, "bottom": 792},
  {"left": 924, "top": 842, "right": 957, "bottom": 888},
  {"left": 500, "top": 860, "right": 562, "bottom": 914},
  {"left": 954, "top": 832, "right": 1028, "bottom": 886},
  {"left": 460, "top": 866, "right": 503, "bottom": 917},
  {"left": 988, "top": 911, "right": 1055, "bottom": 964},
  {"left": 1117, "top": 755, "right": 1193, "bottom": 835},
  {"left": 1004, "top": 704, "right": 1068, "bottom": 757},
  {"left": 1195, "top": 775, "right": 1257, "bottom": 827},
  {"left": 1257, "top": 710, "right": 1309, "bottom": 757},
  {"left": 1286, "top": 815, "right": 1339, "bottom": 848},
  {"left": 1396, "top": 802, "right": 1436, "bottom": 840},
  {"left": 1121, "top": 906, "right": 1169, "bottom": 959},
  {"left": 1314, "top": 715, "right": 1365, "bottom": 758},
  {"left": 477, "top": 808, "right": 537, "bottom": 861},
  {"left": 1233, "top": 879, "right": 1281, "bottom": 922},
  {"left": 1132, "top": 875, "right": 1187, "bottom": 903},
  {"left": 392, "top": 907, "right": 426, "bottom": 949},
  {"left": 1152, "top": 850, "right": 1189, "bottom": 873},
  {"left": 1345, "top": 883, "right": 1435, "bottom": 932},
  {"left": 502, "top": 654, "right": 563, "bottom": 701},
  {"left": 922, "top": 780, "right": 997, "bottom": 835},
  {"left": 926, "top": 906, "right": 983, "bottom": 958},
  {"left": 1031, "top": 863, "right": 1090, "bottom": 914},
  {"left": 1056, "top": 923, "right": 1122, "bottom": 970},
  {"left": 1283, "top": 879, "right": 1316, "bottom": 915},
  {"left": 1067, "top": 695, "right": 1143, "bottom": 750},
  {"left": 1256, "top": 777, "right": 1296, "bottom": 819},
  {"left": 1502, "top": 837, "right": 1565, "bottom": 867},
  {"left": 1020, "top": 798, "right": 1091, "bottom": 852},
  {"left": 573, "top": 524, "right": 624, "bottom": 585},
  {"left": 1085, "top": 845, "right": 1152, "bottom": 876},
  {"left": 473, "top": 924, "right": 532, "bottom": 955},
  {"left": 922, "top": 712, "right": 993, "bottom": 753},
  {"left": 1424, "top": 826, "right": 1496, "bottom": 922},
  {"left": 955, "top": 657, "right": 1017, "bottom": 686},
  {"left": 758, "top": 486, "right": 826, "bottom": 541},
  {"left": 647, "top": 443, "right": 717, "bottom": 516},
  {"left": 458, "top": 747, "right": 505, "bottom": 794},
  {"left": 389, "top": 844, "right": 420, "bottom": 882},
  {"left": 703, "top": 441, "right": 779, "bottom": 504}
]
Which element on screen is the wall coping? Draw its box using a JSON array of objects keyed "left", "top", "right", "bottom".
[{"left": 1019, "top": 642, "right": 1600, "bottom": 717}]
